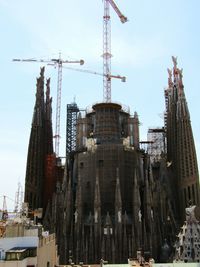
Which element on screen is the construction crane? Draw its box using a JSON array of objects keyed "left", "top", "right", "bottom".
[
  {"left": 14, "top": 182, "right": 24, "bottom": 213},
  {"left": 13, "top": 54, "right": 84, "bottom": 156},
  {"left": 62, "top": 65, "right": 126, "bottom": 82},
  {"left": 102, "top": 0, "right": 127, "bottom": 102},
  {"left": 1, "top": 196, "right": 8, "bottom": 221}
]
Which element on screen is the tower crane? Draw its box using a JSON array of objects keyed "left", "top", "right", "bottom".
[
  {"left": 13, "top": 54, "right": 84, "bottom": 156},
  {"left": 1, "top": 196, "right": 8, "bottom": 220},
  {"left": 102, "top": 0, "right": 127, "bottom": 102},
  {"left": 14, "top": 182, "right": 24, "bottom": 213},
  {"left": 62, "top": 65, "right": 126, "bottom": 82}
]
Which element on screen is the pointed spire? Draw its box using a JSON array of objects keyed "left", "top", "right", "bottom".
[
  {"left": 62, "top": 164, "right": 68, "bottom": 191},
  {"left": 94, "top": 170, "right": 102, "bottom": 262},
  {"left": 167, "top": 68, "right": 173, "bottom": 88},
  {"left": 132, "top": 168, "right": 143, "bottom": 249},
  {"left": 44, "top": 77, "right": 53, "bottom": 154},
  {"left": 124, "top": 210, "right": 128, "bottom": 223},
  {"left": 178, "top": 68, "right": 184, "bottom": 91},
  {"left": 123, "top": 211, "right": 128, "bottom": 259},
  {"left": 144, "top": 176, "right": 151, "bottom": 209},
  {"left": 165, "top": 57, "right": 200, "bottom": 221},
  {"left": 75, "top": 173, "right": 82, "bottom": 224},
  {"left": 94, "top": 172, "right": 101, "bottom": 208},
  {"left": 45, "top": 78, "right": 52, "bottom": 115},
  {"left": 64, "top": 175, "right": 73, "bottom": 234},
  {"left": 46, "top": 78, "right": 50, "bottom": 100},
  {"left": 40, "top": 66, "right": 45, "bottom": 77},
  {"left": 24, "top": 67, "right": 46, "bottom": 210},
  {"left": 114, "top": 169, "right": 123, "bottom": 261},
  {"left": 37, "top": 66, "right": 45, "bottom": 96},
  {"left": 32, "top": 67, "right": 45, "bottom": 127},
  {"left": 94, "top": 171, "right": 101, "bottom": 223},
  {"left": 172, "top": 56, "right": 178, "bottom": 70},
  {"left": 172, "top": 56, "right": 179, "bottom": 85},
  {"left": 89, "top": 211, "right": 94, "bottom": 262},
  {"left": 104, "top": 212, "right": 113, "bottom": 262},
  {"left": 133, "top": 168, "right": 141, "bottom": 209},
  {"left": 115, "top": 168, "right": 122, "bottom": 223},
  {"left": 172, "top": 56, "right": 184, "bottom": 97},
  {"left": 105, "top": 212, "right": 112, "bottom": 227},
  {"left": 65, "top": 174, "right": 72, "bottom": 207},
  {"left": 177, "top": 89, "right": 189, "bottom": 119}
]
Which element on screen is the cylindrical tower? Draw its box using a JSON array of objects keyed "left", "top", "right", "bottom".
[{"left": 92, "top": 102, "right": 123, "bottom": 143}]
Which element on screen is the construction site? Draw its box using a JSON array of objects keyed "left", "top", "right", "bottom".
[
  {"left": 21, "top": 54, "right": 200, "bottom": 263},
  {"left": 1, "top": 0, "right": 200, "bottom": 266}
]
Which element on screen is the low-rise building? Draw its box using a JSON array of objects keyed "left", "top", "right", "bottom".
[{"left": 0, "top": 215, "right": 59, "bottom": 267}]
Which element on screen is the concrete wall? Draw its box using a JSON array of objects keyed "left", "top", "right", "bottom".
[
  {"left": 0, "top": 257, "right": 37, "bottom": 267},
  {"left": 38, "top": 233, "right": 58, "bottom": 267}
]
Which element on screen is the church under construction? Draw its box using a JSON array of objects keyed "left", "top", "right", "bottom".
[{"left": 24, "top": 56, "right": 200, "bottom": 264}]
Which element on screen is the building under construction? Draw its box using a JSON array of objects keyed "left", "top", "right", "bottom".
[
  {"left": 24, "top": 67, "right": 64, "bottom": 213},
  {"left": 23, "top": 56, "right": 200, "bottom": 264}
]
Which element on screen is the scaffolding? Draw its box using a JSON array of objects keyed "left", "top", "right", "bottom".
[
  {"left": 66, "top": 102, "right": 79, "bottom": 157},
  {"left": 147, "top": 127, "right": 166, "bottom": 162}
]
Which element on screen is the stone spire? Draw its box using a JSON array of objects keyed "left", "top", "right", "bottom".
[
  {"left": 114, "top": 168, "right": 122, "bottom": 262},
  {"left": 62, "top": 172, "right": 73, "bottom": 263},
  {"left": 167, "top": 68, "right": 173, "bottom": 88},
  {"left": 43, "top": 77, "right": 55, "bottom": 212},
  {"left": 94, "top": 170, "right": 101, "bottom": 262},
  {"left": 144, "top": 168, "right": 154, "bottom": 254},
  {"left": 24, "top": 67, "right": 57, "bottom": 214},
  {"left": 115, "top": 168, "right": 122, "bottom": 223},
  {"left": 165, "top": 57, "right": 200, "bottom": 222},
  {"left": 24, "top": 67, "right": 46, "bottom": 210},
  {"left": 75, "top": 173, "right": 82, "bottom": 225},
  {"left": 123, "top": 211, "right": 128, "bottom": 260},
  {"left": 94, "top": 171, "right": 101, "bottom": 223},
  {"left": 102, "top": 212, "right": 113, "bottom": 262},
  {"left": 133, "top": 170, "right": 142, "bottom": 252},
  {"left": 44, "top": 78, "right": 53, "bottom": 154}
]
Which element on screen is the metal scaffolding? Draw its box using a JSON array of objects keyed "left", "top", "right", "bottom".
[
  {"left": 147, "top": 127, "right": 166, "bottom": 162},
  {"left": 66, "top": 102, "right": 79, "bottom": 157}
]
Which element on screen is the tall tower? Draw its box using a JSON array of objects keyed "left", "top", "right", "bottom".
[
  {"left": 165, "top": 57, "right": 200, "bottom": 221},
  {"left": 24, "top": 67, "right": 55, "bottom": 212},
  {"left": 60, "top": 102, "right": 164, "bottom": 263},
  {"left": 66, "top": 102, "right": 79, "bottom": 157}
]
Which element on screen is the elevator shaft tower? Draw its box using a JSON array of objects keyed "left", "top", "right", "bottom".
[{"left": 66, "top": 102, "right": 79, "bottom": 157}]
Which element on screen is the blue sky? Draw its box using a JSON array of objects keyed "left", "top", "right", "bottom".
[{"left": 0, "top": 0, "right": 200, "bottom": 210}]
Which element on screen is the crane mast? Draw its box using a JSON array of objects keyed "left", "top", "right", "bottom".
[
  {"left": 103, "top": 0, "right": 111, "bottom": 102},
  {"left": 55, "top": 54, "right": 63, "bottom": 157},
  {"left": 2, "top": 196, "right": 8, "bottom": 220},
  {"left": 14, "top": 182, "right": 24, "bottom": 213},
  {"left": 103, "top": 0, "right": 127, "bottom": 102}
]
